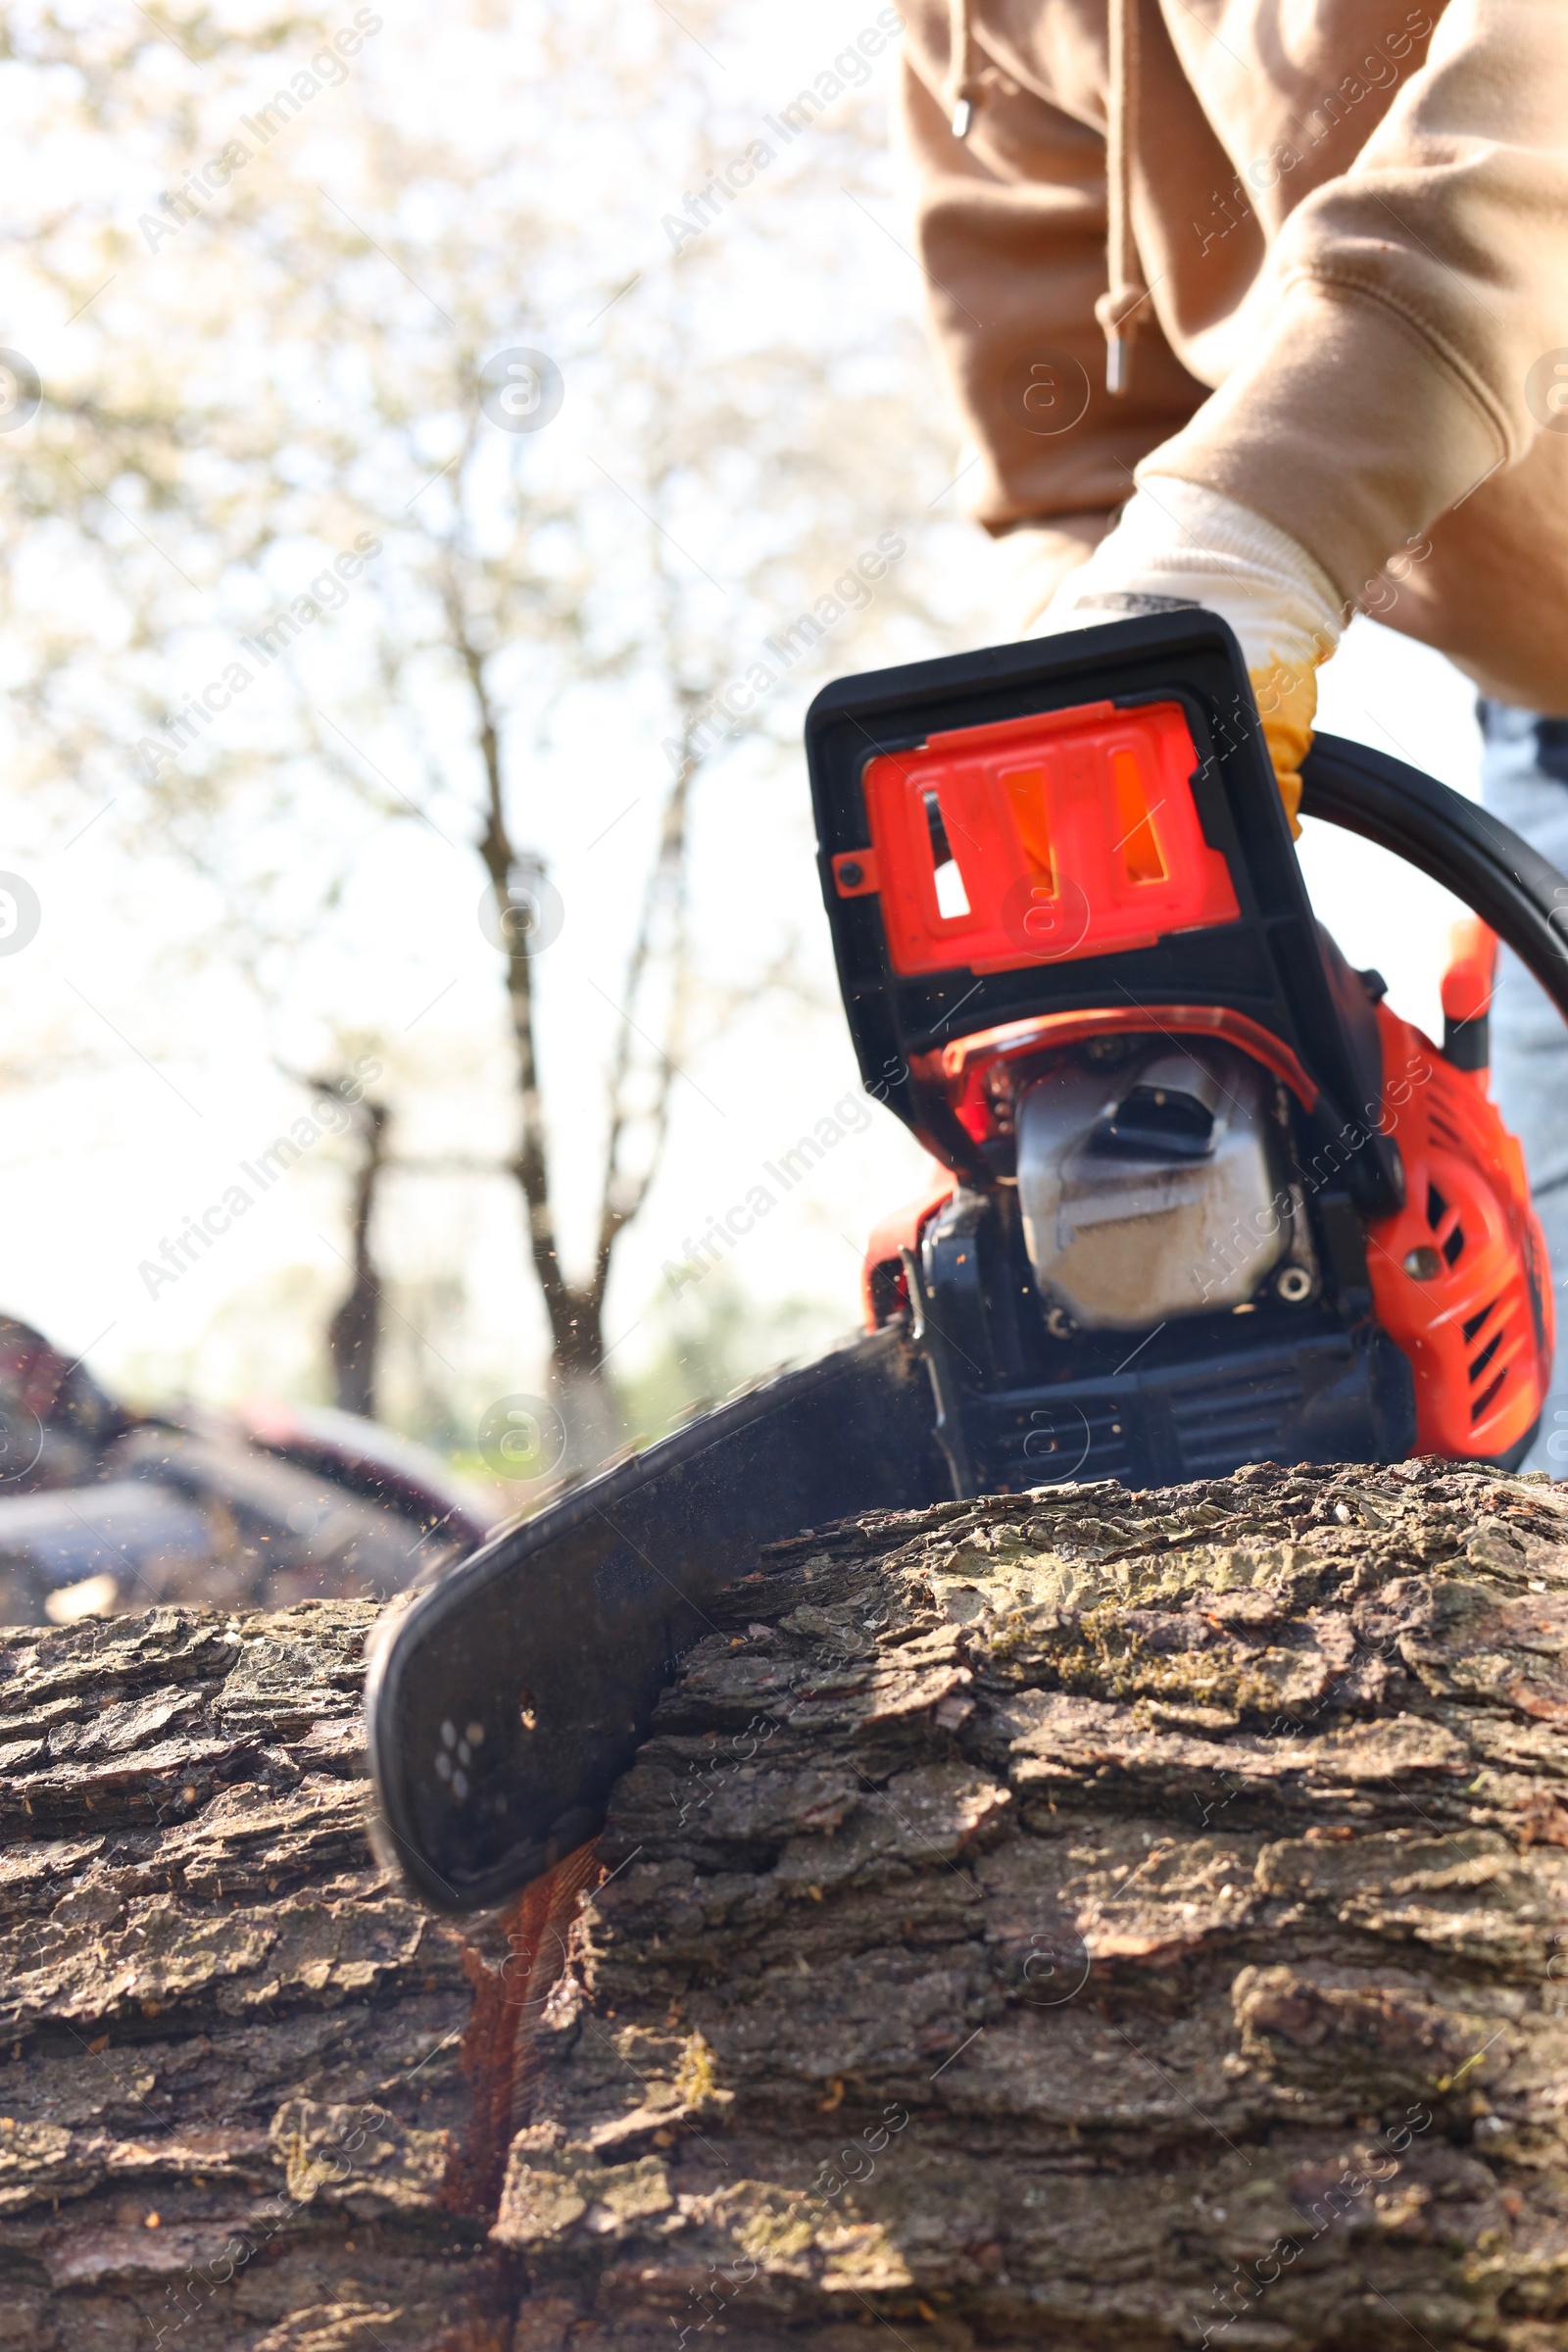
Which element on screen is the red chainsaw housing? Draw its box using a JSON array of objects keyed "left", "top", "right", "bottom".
[
  {"left": 1362, "top": 996, "right": 1551, "bottom": 1461},
  {"left": 853, "top": 704, "right": 1552, "bottom": 1467}
]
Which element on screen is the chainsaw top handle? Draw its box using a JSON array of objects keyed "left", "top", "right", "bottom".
[{"left": 1299, "top": 730, "right": 1568, "bottom": 1029}]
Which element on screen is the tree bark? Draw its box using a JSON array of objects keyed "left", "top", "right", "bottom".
[
  {"left": 7, "top": 1460, "right": 1568, "bottom": 2350},
  {"left": 502, "top": 1457, "right": 1568, "bottom": 2351},
  {"left": 0, "top": 1598, "right": 546, "bottom": 2351}
]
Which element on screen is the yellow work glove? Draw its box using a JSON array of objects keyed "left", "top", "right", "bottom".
[
  {"left": 1028, "top": 478, "right": 1344, "bottom": 836},
  {"left": 1249, "top": 649, "right": 1326, "bottom": 835}
]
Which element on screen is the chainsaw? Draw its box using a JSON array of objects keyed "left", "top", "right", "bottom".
[{"left": 367, "top": 612, "right": 1568, "bottom": 1913}]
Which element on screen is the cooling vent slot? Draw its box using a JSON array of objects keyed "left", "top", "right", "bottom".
[
  {"left": 1462, "top": 1298, "right": 1498, "bottom": 1346},
  {"left": 1463, "top": 1294, "right": 1519, "bottom": 1427},
  {"left": 1169, "top": 1365, "right": 1304, "bottom": 1480},
  {"left": 921, "top": 788, "right": 971, "bottom": 919},
  {"left": 979, "top": 1396, "right": 1133, "bottom": 1488},
  {"left": 1424, "top": 1177, "right": 1466, "bottom": 1268}
]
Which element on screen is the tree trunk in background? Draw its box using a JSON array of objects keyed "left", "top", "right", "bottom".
[
  {"left": 326, "top": 1096, "right": 389, "bottom": 1422},
  {"left": 548, "top": 1325, "right": 621, "bottom": 1490},
  {"left": 6, "top": 1460, "right": 1568, "bottom": 2350}
]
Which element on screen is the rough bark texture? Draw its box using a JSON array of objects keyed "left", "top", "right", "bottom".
[
  {"left": 0, "top": 1600, "right": 516, "bottom": 2352},
  {"left": 7, "top": 1460, "right": 1568, "bottom": 2350}
]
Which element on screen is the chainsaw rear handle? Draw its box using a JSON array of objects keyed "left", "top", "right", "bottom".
[{"left": 1301, "top": 732, "right": 1568, "bottom": 1030}]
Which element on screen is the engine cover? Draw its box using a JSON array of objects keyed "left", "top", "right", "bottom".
[{"left": 1016, "top": 1044, "right": 1290, "bottom": 1332}]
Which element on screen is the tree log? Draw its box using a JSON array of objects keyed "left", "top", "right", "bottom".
[
  {"left": 6, "top": 1459, "right": 1568, "bottom": 2349},
  {"left": 0, "top": 1600, "right": 527, "bottom": 2352}
]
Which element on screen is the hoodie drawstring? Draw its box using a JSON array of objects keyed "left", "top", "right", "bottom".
[
  {"left": 1093, "top": 0, "right": 1147, "bottom": 395},
  {"left": 953, "top": 1, "right": 1146, "bottom": 396},
  {"left": 948, "top": 0, "right": 982, "bottom": 138}
]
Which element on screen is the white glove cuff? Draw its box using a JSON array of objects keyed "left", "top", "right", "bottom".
[{"left": 1032, "top": 478, "right": 1345, "bottom": 678}]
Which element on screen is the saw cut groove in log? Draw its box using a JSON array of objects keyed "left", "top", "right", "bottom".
[{"left": 5, "top": 1461, "right": 1568, "bottom": 2351}]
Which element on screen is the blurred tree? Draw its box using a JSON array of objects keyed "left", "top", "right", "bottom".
[
  {"left": 307, "top": 1073, "right": 388, "bottom": 1418},
  {"left": 0, "top": 0, "right": 959, "bottom": 1467}
]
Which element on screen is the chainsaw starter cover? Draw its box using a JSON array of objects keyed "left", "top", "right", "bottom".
[{"left": 1015, "top": 1043, "right": 1289, "bottom": 1331}]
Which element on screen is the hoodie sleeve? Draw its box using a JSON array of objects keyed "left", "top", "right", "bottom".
[{"left": 1144, "top": 0, "right": 1568, "bottom": 605}]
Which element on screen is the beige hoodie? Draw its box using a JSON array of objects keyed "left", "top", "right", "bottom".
[{"left": 903, "top": 0, "right": 1568, "bottom": 710}]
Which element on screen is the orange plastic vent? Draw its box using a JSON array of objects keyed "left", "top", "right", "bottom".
[
  {"left": 1364, "top": 1002, "right": 1552, "bottom": 1461},
  {"left": 839, "top": 699, "right": 1240, "bottom": 977}
]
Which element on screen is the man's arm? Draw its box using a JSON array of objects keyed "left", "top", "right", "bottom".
[
  {"left": 1145, "top": 0, "right": 1568, "bottom": 613},
  {"left": 903, "top": 43, "right": 1338, "bottom": 811}
]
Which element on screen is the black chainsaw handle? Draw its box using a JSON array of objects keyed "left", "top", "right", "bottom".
[{"left": 1300, "top": 731, "right": 1568, "bottom": 1027}]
